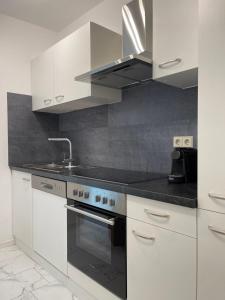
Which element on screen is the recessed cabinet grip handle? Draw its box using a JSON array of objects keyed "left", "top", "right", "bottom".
[
  {"left": 132, "top": 230, "right": 155, "bottom": 241},
  {"left": 44, "top": 99, "right": 52, "bottom": 105},
  {"left": 208, "top": 193, "right": 225, "bottom": 201},
  {"left": 22, "top": 178, "right": 30, "bottom": 182},
  {"left": 208, "top": 225, "right": 225, "bottom": 236},
  {"left": 158, "top": 58, "right": 182, "bottom": 69},
  {"left": 144, "top": 209, "right": 170, "bottom": 218},
  {"left": 55, "top": 95, "right": 64, "bottom": 102}
]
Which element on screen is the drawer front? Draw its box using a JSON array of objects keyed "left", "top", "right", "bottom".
[
  {"left": 198, "top": 209, "right": 225, "bottom": 300},
  {"left": 127, "top": 195, "right": 197, "bottom": 237}
]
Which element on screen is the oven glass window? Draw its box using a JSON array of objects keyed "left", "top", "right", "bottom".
[{"left": 76, "top": 216, "right": 111, "bottom": 264}]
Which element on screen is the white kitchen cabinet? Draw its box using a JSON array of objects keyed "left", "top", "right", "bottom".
[
  {"left": 127, "top": 217, "right": 196, "bottom": 300},
  {"left": 198, "top": 209, "right": 225, "bottom": 300},
  {"left": 33, "top": 189, "right": 67, "bottom": 274},
  {"left": 12, "top": 171, "right": 33, "bottom": 248},
  {"left": 153, "top": 0, "right": 198, "bottom": 88},
  {"left": 198, "top": 0, "right": 225, "bottom": 214},
  {"left": 31, "top": 47, "right": 54, "bottom": 111},
  {"left": 31, "top": 22, "right": 122, "bottom": 113}
]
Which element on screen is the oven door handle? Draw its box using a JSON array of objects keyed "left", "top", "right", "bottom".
[{"left": 64, "top": 204, "right": 115, "bottom": 226}]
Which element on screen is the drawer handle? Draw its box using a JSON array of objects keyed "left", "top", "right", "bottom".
[
  {"left": 158, "top": 58, "right": 182, "bottom": 69},
  {"left": 55, "top": 95, "right": 64, "bottom": 102},
  {"left": 22, "top": 178, "right": 30, "bottom": 182},
  {"left": 208, "top": 193, "right": 225, "bottom": 201},
  {"left": 208, "top": 225, "right": 225, "bottom": 236},
  {"left": 132, "top": 230, "right": 155, "bottom": 241},
  {"left": 44, "top": 99, "right": 52, "bottom": 105},
  {"left": 40, "top": 182, "right": 53, "bottom": 190},
  {"left": 144, "top": 209, "right": 170, "bottom": 218}
]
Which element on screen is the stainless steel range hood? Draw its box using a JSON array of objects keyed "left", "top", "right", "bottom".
[{"left": 75, "top": 0, "right": 153, "bottom": 89}]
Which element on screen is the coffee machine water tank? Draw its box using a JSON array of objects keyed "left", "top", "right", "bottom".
[{"left": 168, "top": 148, "right": 197, "bottom": 184}]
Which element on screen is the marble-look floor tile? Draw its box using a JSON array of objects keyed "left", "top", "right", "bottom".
[{"left": 0, "top": 245, "right": 76, "bottom": 300}]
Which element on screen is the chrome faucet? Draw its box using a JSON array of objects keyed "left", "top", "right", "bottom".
[{"left": 48, "top": 138, "right": 73, "bottom": 169}]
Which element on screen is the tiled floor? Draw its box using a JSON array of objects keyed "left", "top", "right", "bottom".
[{"left": 0, "top": 245, "right": 76, "bottom": 300}]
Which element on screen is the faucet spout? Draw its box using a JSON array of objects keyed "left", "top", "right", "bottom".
[{"left": 48, "top": 138, "right": 73, "bottom": 168}]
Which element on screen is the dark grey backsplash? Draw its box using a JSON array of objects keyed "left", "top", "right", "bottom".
[
  {"left": 7, "top": 93, "right": 62, "bottom": 165},
  {"left": 8, "top": 81, "right": 197, "bottom": 173},
  {"left": 59, "top": 81, "right": 197, "bottom": 174}
]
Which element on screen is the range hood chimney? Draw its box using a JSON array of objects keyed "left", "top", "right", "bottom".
[{"left": 75, "top": 0, "right": 153, "bottom": 89}]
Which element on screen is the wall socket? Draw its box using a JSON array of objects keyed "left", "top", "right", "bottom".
[{"left": 173, "top": 136, "right": 193, "bottom": 148}]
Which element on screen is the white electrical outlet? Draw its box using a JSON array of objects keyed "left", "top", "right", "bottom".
[
  {"left": 173, "top": 136, "right": 194, "bottom": 148},
  {"left": 183, "top": 136, "right": 193, "bottom": 148},
  {"left": 173, "top": 136, "right": 183, "bottom": 148}
]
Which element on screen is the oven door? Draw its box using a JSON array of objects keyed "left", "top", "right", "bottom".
[{"left": 65, "top": 200, "right": 126, "bottom": 299}]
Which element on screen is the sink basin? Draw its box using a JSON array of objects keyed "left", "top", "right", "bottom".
[{"left": 23, "top": 163, "right": 96, "bottom": 173}]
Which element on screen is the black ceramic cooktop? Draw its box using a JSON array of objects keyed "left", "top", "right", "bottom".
[{"left": 69, "top": 166, "right": 165, "bottom": 185}]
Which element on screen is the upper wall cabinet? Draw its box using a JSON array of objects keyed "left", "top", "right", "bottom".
[
  {"left": 31, "top": 22, "right": 122, "bottom": 113},
  {"left": 153, "top": 0, "right": 198, "bottom": 89}
]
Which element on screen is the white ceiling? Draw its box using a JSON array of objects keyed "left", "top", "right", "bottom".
[{"left": 0, "top": 0, "right": 104, "bottom": 31}]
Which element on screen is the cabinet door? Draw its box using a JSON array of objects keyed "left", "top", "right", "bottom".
[
  {"left": 54, "top": 24, "right": 91, "bottom": 105},
  {"left": 153, "top": 0, "right": 198, "bottom": 87},
  {"left": 33, "top": 189, "right": 67, "bottom": 274},
  {"left": 198, "top": 209, "right": 225, "bottom": 300},
  {"left": 12, "top": 171, "right": 32, "bottom": 248},
  {"left": 31, "top": 47, "right": 54, "bottom": 111},
  {"left": 127, "top": 218, "right": 196, "bottom": 300},
  {"left": 198, "top": 0, "right": 225, "bottom": 213}
]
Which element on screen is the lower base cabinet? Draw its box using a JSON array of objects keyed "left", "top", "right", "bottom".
[
  {"left": 33, "top": 189, "right": 67, "bottom": 274},
  {"left": 12, "top": 171, "right": 33, "bottom": 248},
  {"left": 127, "top": 218, "right": 196, "bottom": 300},
  {"left": 198, "top": 209, "right": 225, "bottom": 300}
]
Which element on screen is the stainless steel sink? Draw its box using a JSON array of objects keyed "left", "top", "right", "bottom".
[{"left": 23, "top": 163, "right": 96, "bottom": 173}]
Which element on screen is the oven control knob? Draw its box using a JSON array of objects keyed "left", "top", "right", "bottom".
[
  {"left": 102, "top": 197, "right": 108, "bottom": 204},
  {"left": 79, "top": 191, "right": 84, "bottom": 197},
  {"left": 95, "top": 195, "right": 101, "bottom": 202},
  {"left": 109, "top": 199, "right": 116, "bottom": 206},
  {"left": 73, "top": 189, "right": 78, "bottom": 196},
  {"left": 84, "top": 192, "right": 89, "bottom": 199}
]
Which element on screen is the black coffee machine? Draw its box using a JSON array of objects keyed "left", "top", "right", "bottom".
[{"left": 168, "top": 148, "right": 197, "bottom": 184}]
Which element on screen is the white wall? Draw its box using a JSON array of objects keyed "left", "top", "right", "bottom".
[
  {"left": 58, "top": 0, "right": 129, "bottom": 39},
  {"left": 0, "top": 14, "right": 57, "bottom": 245}
]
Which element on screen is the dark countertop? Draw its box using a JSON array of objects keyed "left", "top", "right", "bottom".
[{"left": 10, "top": 165, "right": 197, "bottom": 208}]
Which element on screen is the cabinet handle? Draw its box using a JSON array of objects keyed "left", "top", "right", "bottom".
[
  {"left": 55, "top": 95, "right": 64, "bottom": 102},
  {"left": 40, "top": 182, "right": 53, "bottom": 190},
  {"left": 144, "top": 209, "right": 170, "bottom": 218},
  {"left": 158, "top": 58, "right": 182, "bottom": 69},
  {"left": 208, "top": 192, "right": 225, "bottom": 201},
  {"left": 208, "top": 225, "right": 225, "bottom": 236},
  {"left": 43, "top": 99, "right": 52, "bottom": 105},
  {"left": 22, "top": 178, "right": 30, "bottom": 182},
  {"left": 132, "top": 230, "right": 155, "bottom": 241}
]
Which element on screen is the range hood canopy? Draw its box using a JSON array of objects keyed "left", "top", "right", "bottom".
[{"left": 75, "top": 0, "right": 153, "bottom": 89}]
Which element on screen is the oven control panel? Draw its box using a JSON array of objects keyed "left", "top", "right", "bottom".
[{"left": 67, "top": 182, "right": 126, "bottom": 216}]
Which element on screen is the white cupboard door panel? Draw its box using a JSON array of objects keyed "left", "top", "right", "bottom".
[
  {"left": 153, "top": 0, "right": 198, "bottom": 81},
  {"left": 12, "top": 171, "right": 32, "bottom": 248},
  {"left": 198, "top": 0, "right": 225, "bottom": 214},
  {"left": 198, "top": 209, "right": 225, "bottom": 300},
  {"left": 31, "top": 47, "right": 54, "bottom": 111},
  {"left": 54, "top": 24, "right": 91, "bottom": 104},
  {"left": 127, "top": 218, "right": 196, "bottom": 300},
  {"left": 33, "top": 189, "right": 67, "bottom": 274}
]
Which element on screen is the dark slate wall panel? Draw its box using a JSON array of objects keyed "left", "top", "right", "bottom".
[
  {"left": 59, "top": 81, "right": 197, "bottom": 174},
  {"left": 8, "top": 81, "right": 197, "bottom": 173},
  {"left": 7, "top": 93, "right": 62, "bottom": 165}
]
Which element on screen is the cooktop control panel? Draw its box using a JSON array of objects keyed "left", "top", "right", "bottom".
[{"left": 67, "top": 182, "right": 126, "bottom": 215}]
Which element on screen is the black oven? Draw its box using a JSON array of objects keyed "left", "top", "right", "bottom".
[{"left": 66, "top": 183, "right": 127, "bottom": 299}]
